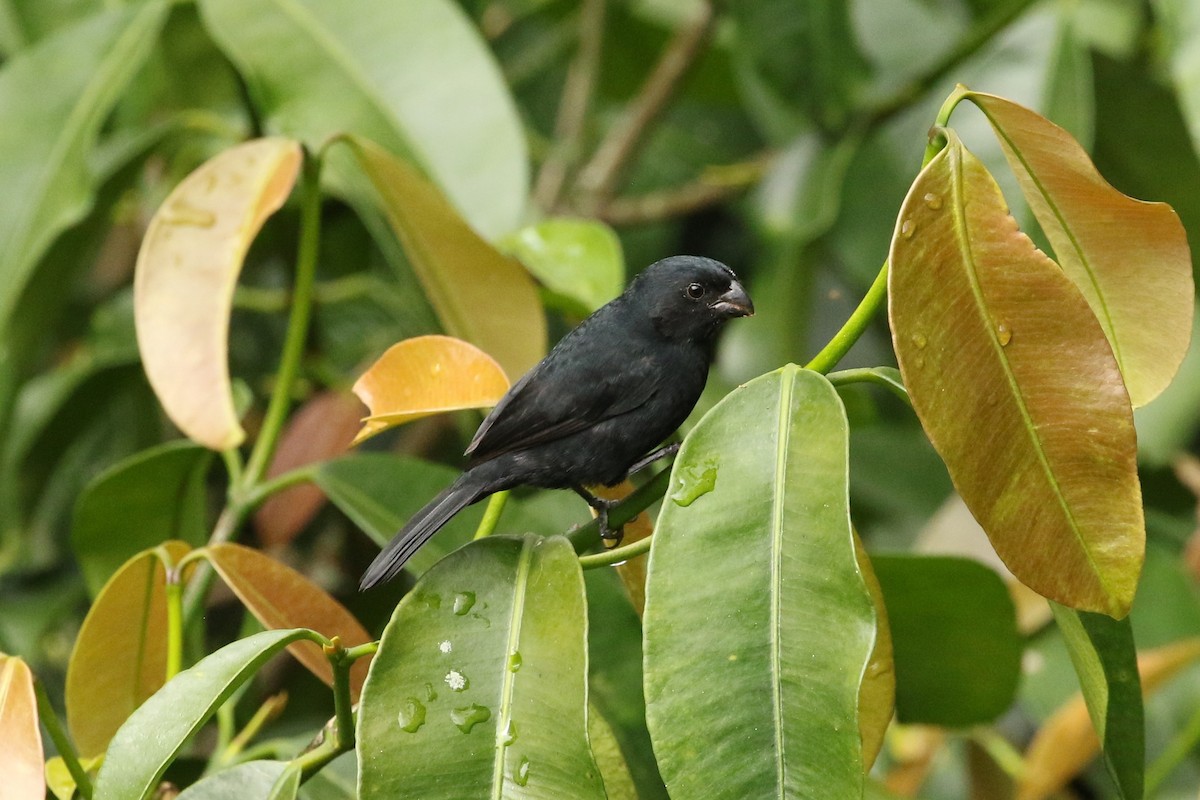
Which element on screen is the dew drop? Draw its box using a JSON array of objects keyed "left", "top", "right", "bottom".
[
  {"left": 452, "top": 591, "right": 476, "bottom": 615},
  {"left": 422, "top": 593, "right": 442, "bottom": 610},
  {"left": 996, "top": 321, "right": 1012, "bottom": 346},
  {"left": 900, "top": 218, "right": 916, "bottom": 239},
  {"left": 500, "top": 719, "right": 518, "bottom": 746},
  {"left": 670, "top": 458, "right": 718, "bottom": 507},
  {"left": 910, "top": 332, "right": 927, "bottom": 349},
  {"left": 922, "top": 192, "right": 943, "bottom": 210},
  {"left": 450, "top": 703, "right": 491, "bottom": 733},
  {"left": 424, "top": 682, "right": 438, "bottom": 702},
  {"left": 514, "top": 756, "right": 531, "bottom": 786},
  {"left": 397, "top": 698, "right": 427, "bottom": 733},
  {"left": 508, "top": 651, "right": 523, "bottom": 672},
  {"left": 432, "top": 362, "right": 443, "bottom": 375}
]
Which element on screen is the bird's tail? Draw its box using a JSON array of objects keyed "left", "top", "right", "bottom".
[{"left": 359, "top": 473, "right": 491, "bottom": 590}]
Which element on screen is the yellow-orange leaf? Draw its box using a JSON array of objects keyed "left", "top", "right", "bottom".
[
  {"left": 889, "top": 132, "right": 1143, "bottom": 617},
  {"left": 343, "top": 135, "right": 546, "bottom": 380},
  {"left": 205, "top": 543, "right": 374, "bottom": 699},
  {"left": 1018, "top": 638, "right": 1200, "bottom": 800},
  {"left": 351, "top": 334, "right": 510, "bottom": 446},
  {"left": 134, "top": 137, "right": 303, "bottom": 449},
  {"left": 0, "top": 655, "right": 44, "bottom": 800},
  {"left": 967, "top": 91, "right": 1194, "bottom": 408},
  {"left": 66, "top": 541, "right": 191, "bottom": 757}
]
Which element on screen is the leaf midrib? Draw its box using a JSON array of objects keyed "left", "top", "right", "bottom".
[
  {"left": 769, "top": 368, "right": 795, "bottom": 795},
  {"left": 946, "top": 143, "right": 1111, "bottom": 603}
]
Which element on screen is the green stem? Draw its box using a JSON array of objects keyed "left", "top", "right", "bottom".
[
  {"left": 804, "top": 261, "right": 889, "bottom": 374},
  {"left": 328, "top": 644, "right": 356, "bottom": 752},
  {"left": 567, "top": 467, "right": 672, "bottom": 552},
  {"left": 474, "top": 490, "right": 510, "bottom": 539},
  {"left": 579, "top": 535, "right": 652, "bottom": 569},
  {"left": 218, "top": 692, "right": 289, "bottom": 767},
  {"left": 342, "top": 640, "right": 379, "bottom": 661},
  {"left": 827, "top": 367, "right": 911, "bottom": 406},
  {"left": 241, "top": 463, "right": 320, "bottom": 511},
  {"left": 34, "top": 681, "right": 93, "bottom": 800},
  {"left": 164, "top": 579, "right": 184, "bottom": 680},
  {"left": 294, "top": 717, "right": 345, "bottom": 780},
  {"left": 243, "top": 152, "right": 324, "bottom": 489}
]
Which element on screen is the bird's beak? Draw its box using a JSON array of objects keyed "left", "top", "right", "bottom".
[{"left": 711, "top": 280, "right": 754, "bottom": 318}]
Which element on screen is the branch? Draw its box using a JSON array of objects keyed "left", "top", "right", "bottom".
[
  {"left": 533, "top": 0, "right": 607, "bottom": 211},
  {"left": 597, "top": 152, "right": 774, "bottom": 226},
  {"left": 574, "top": 0, "right": 718, "bottom": 213}
]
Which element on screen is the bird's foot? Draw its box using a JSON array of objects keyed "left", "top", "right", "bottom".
[
  {"left": 596, "top": 502, "right": 625, "bottom": 548},
  {"left": 574, "top": 486, "right": 625, "bottom": 548}
]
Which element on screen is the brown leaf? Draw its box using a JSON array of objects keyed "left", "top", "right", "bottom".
[
  {"left": 0, "top": 655, "right": 44, "bottom": 800},
  {"left": 205, "top": 543, "right": 374, "bottom": 699},
  {"left": 889, "top": 132, "right": 1143, "bottom": 617},
  {"left": 134, "top": 137, "right": 302, "bottom": 449},
  {"left": 254, "top": 391, "right": 363, "bottom": 547},
  {"left": 352, "top": 334, "right": 511, "bottom": 446},
  {"left": 968, "top": 91, "right": 1194, "bottom": 408}
]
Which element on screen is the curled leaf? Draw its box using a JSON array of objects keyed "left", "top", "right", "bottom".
[
  {"left": 134, "top": 137, "right": 302, "bottom": 449},
  {"left": 352, "top": 334, "right": 510, "bottom": 445}
]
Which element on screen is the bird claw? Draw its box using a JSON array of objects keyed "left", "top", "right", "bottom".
[{"left": 596, "top": 502, "right": 625, "bottom": 548}]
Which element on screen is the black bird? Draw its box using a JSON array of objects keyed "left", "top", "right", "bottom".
[{"left": 359, "top": 255, "right": 753, "bottom": 589}]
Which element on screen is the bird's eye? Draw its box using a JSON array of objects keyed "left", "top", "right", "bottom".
[{"left": 685, "top": 283, "right": 705, "bottom": 299}]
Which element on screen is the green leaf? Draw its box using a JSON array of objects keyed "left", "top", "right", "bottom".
[
  {"left": 196, "top": 0, "right": 527, "bottom": 238},
  {"left": 643, "top": 365, "right": 876, "bottom": 798},
  {"left": 871, "top": 554, "right": 1022, "bottom": 725},
  {"left": 66, "top": 542, "right": 191, "bottom": 759},
  {"left": 966, "top": 91, "right": 1193, "bottom": 408},
  {"left": 888, "top": 132, "right": 1143, "bottom": 617},
  {"left": 0, "top": 2, "right": 167, "bottom": 333},
  {"left": 176, "top": 761, "right": 289, "bottom": 800},
  {"left": 588, "top": 703, "right": 639, "bottom": 800},
  {"left": 357, "top": 535, "right": 605, "bottom": 799},
  {"left": 71, "top": 441, "right": 211, "bottom": 596},
  {"left": 341, "top": 135, "right": 546, "bottom": 380},
  {"left": 1050, "top": 603, "right": 1143, "bottom": 799},
  {"left": 267, "top": 763, "right": 302, "bottom": 800},
  {"left": 94, "top": 628, "right": 317, "bottom": 800},
  {"left": 498, "top": 219, "right": 625, "bottom": 315}
]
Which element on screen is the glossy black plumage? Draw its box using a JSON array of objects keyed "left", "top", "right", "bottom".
[{"left": 359, "top": 255, "right": 753, "bottom": 589}]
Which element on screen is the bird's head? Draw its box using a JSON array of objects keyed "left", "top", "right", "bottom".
[{"left": 630, "top": 255, "right": 754, "bottom": 343}]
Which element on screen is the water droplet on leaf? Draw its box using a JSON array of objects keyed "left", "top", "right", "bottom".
[
  {"left": 996, "top": 321, "right": 1012, "bottom": 346},
  {"left": 452, "top": 591, "right": 476, "bottom": 615},
  {"left": 501, "top": 719, "right": 517, "bottom": 746},
  {"left": 514, "top": 756, "right": 531, "bottom": 786},
  {"left": 508, "top": 651, "right": 522, "bottom": 672},
  {"left": 164, "top": 202, "right": 216, "bottom": 228},
  {"left": 922, "top": 192, "right": 943, "bottom": 210},
  {"left": 397, "top": 698, "right": 427, "bottom": 733},
  {"left": 451, "top": 703, "right": 491, "bottom": 733},
  {"left": 900, "top": 218, "right": 915, "bottom": 239},
  {"left": 911, "top": 332, "right": 927, "bottom": 349},
  {"left": 670, "top": 458, "right": 718, "bottom": 506},
  {"left": 424, "top": 682, "right": 437, "bottom": 701}
]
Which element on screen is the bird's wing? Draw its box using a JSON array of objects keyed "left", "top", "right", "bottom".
[{"left": 464, "top": 347, "right": 660, "bottom": 465}]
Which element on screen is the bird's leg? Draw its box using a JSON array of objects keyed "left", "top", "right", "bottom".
[
  {"left": 626, "top": 442, "right": 680, "bottom": 476},
  {"left": 573, "top": 486, "right": 623, "bottom": 546}
]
